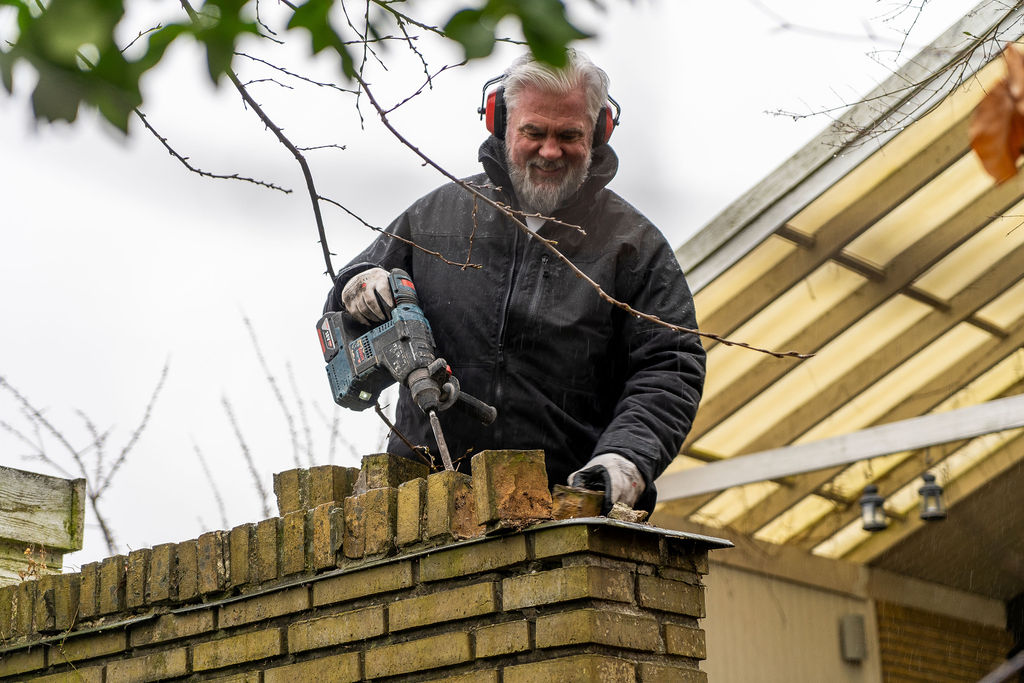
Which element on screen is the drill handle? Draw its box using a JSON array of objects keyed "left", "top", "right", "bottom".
[{"left": 456, "top": 390, "right": 498, "bottom": 425}]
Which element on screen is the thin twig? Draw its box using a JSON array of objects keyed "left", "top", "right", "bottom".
[
  {"left": 192, "top": 440, "right": 230, "bottom": 529},
  {"left": 374, "top": 401, "right": 433, "bottom": 468},
  {"left": 222, "top": 396, "right": 271, "bottom": 518},
  {"left": 286, "top": 362, "right": 315, "bottom": 468},
  {"left": 241, "top": 315, "right": 302, "bottom": 469}
]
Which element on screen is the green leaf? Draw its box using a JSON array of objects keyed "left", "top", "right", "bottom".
[
  {"left": 444, "top": 9, "right": 497, "bottom": 60},
  {"left": 193, "top": 0, "right": 260, "bottom": 83},
  {"left": 515, "top": 0, "right": 590, "bottom": 66},
  {"left": 0, "top": 51, "right": 13, "bottom": 94},
  {"left": 287, "top": 0, "right": 356, "bottom": 79}
]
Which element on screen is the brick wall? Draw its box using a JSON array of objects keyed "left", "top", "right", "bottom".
[{"left": 0, "top": 450, "right": 729, "bottom": 682}]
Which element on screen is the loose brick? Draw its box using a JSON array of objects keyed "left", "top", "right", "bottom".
[
  {"left": 397, "top": 478, "right": 427, "bottom": 546},
  {"left": 504, "top": 654, "right": 635, "bottom": 683},
  {"left": 310, "top": 464, "right": 358, "bottom": 506},
  {"left": 192, "top": 628, "right": 283, "bottom": 671},
  {"left": 147, "top": 543, "right": 175, "bottom": 604},
  {"left": 472, "top": 449, "right": 552, "bottom": 528},
  {"left": 637, "top": 575, "right": 704, "bottom": 618},
  {"left": 53, "top": 572, "right": 81, "bottom": 632},
  {"left": 419, "top": 535, "right": 528, "bottom": 582},
  {"left": 532, "top": 523, "right": 660, "bottom": 565},
  {"left": 0, "top": 648, "right": 46, "bottom": 678},
  {"left": 34, "top": 574, "right": 56, "bottom": 632},
  {"left": 427, "top": 470, "right": 484, "bottom": 540},
  {"left": 79, "top": 561, "right": 99, "bottom": 619},
  {"left": 503, "top": 565, "right": 633, "bottom": 610},
  {"left": 274, "top": 467, "right": 310, "bottom": 515},
  {"left": 344, "top": 487, "right": 398, "bottom": 558},
  {"left": 130, "top": 609, "right": 215, "bottom": 647},
  {"left": 265, "top": 652, "right": 361, "bottom": 683},
  {"left": 106, "top": 647, "right": 188, "bottom": 682},
  {"left": 228, "top": 523, "right": 254, "bottom": 588},
  {"left": 311, "top": 502, "right": 344, "bottom": 570},
  {"left": 220, "top": 586, "right": 309, "bottom": 628},
  {"left": 281, "top": 510, "right": 308, "bottom": 576},
  {"left": 126, "top": 548, "right": 151, "bottom": 609},
  {"left": 662, "top": 538, "right": 710, "bottom": 574},
  {"left": 361, "top": 452, "right": 428, "bottom": 490},
  {"left": 198, "top": 530, "right": 228, "bottom": 594},
  {"left": 98, "top": 554, "right": 127, "bottom": 615},
  {"left": 390, "top": 582, "right": 497, "bottom": 632},
  {"left": 536, "top": 608, "right": 661, "bottom": 651},
  {"left": 364, "top": 631, "right": 471, "bottom": 678},
  {"left": 254, "top": 517, "right": 280, "bottom": 583},
  {"left": 31, "top": 666, "right": 104, "bottom": 683},
  {"left": 474, "top": 619, "right": 530, "bottom": 658},
  {"left": 313, "top": 560, "right": 413, "bottom": 607},
  {"left": 639, "top": 662, "right": 707, "bottom": 683},
  {"left": 288, "top": 605, "right": 385, "bottom": 652},
  {"left": 175, "top": 540, "right": 199, "bottom": 602},
  {"left": 0, "top": 584, "right": 15, "bottom": 639},
  {"left": 665, "top": 624, "right": 707, "bottom": 659},
  {"left": 551, "top": 484, "right": 604, "bottom": 519},
  {"left": 15, "top": 578, "right": 36, "bottom": 635},
  {"left": 55, "top": 630, "right": 127, "bottom": 662}
]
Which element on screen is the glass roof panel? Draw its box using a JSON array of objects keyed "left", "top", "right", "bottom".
[
  {"left": 932, "top": 349, "right": 1024, "bottom": 413},
  {"left": 913, "top": 200, "right": 1024, "bottom": 300},
  {"left": 812, "top": 518, "right": 869, "bottom": 559},
  {"left": 690, "top": 481, "right": 778, "bottom": 528},
  {"left": 661, "top": 453, "right": 712, "bottom": 477},
  {"left": 694, "top": 235, "right": 797, "bottom": 322},
  {"left": 843, "top": 153, "right": 992, "bottom": 268},
  {"left": 976, "top": 278, "right": 1024, "bottom": 329},
  {"left": 754, "top": 495, "right": 837, "bottom": 545},
  {"left": 828, "top": 451, "right": 913, "bottom": 500}
]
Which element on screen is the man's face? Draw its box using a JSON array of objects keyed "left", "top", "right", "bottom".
[{"left": 505, "top": 84, "right": 593, "bottom": 215}]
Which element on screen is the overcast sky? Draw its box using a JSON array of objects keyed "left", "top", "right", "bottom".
[{"left": 0, "top": 0, "right": 982, "bottom": 567}]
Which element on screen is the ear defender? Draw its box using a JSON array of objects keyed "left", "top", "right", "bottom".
[{"left": 478, "top": 78, "right": 620, "bottom": 147}]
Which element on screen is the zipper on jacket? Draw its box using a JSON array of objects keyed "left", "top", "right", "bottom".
[{"left": 492, "top": 220, "right": 522, "bottom": 443}]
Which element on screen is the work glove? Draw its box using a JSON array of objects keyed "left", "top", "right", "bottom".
[
  {"left": 568, "top": 453, "right": 645, "bottom": 514},
  {"left": 341, "top": 267, "right": 395, "bottom": 325}
]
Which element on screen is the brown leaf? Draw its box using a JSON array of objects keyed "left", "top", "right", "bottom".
[{"left": 970, "top": 45, "right": 1024, "bottom": 184}]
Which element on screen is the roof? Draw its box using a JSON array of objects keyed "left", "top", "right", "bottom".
[{"left": 652, "top": 2, "right": 1024, "bottom": 601}]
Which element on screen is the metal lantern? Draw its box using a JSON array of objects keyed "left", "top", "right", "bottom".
[
  {"left": 859, "top": 484, "right": 887, "bottom": 532},
  {"left": 918, "top": 472, "right": 947, "bottom": 521}
]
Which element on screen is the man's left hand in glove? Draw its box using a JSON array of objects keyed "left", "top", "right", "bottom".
[{"left": 568, "top": 453, "right": 645, "bottom": 514}]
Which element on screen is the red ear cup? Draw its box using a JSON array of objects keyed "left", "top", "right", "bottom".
[
  {"left": 594, "top": 105, "right": 614, "bottom": 145},
  {"left": 481, "top": 82, "right": 617, "bottom": 146}
]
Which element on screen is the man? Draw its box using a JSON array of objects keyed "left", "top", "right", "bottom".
[{"left": 324, "top": 50, "right": 705, "bottom": 513}]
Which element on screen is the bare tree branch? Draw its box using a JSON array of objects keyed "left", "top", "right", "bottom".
[
  {"left": 222, "top": 395, "right": 271, "bottom": 518},
  {"left": 192, "top": 440, "right": 230, "bottom": 529},
  {"left": 241, "top": 315, "right": 302, "bottom": 469}
]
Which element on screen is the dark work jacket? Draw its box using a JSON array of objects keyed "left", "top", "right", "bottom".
[{"left": 324, "top": 137, "right": 706, "bottom": 511}]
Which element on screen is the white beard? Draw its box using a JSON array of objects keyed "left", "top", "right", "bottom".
[{"left": 506, "top": 142, "right": 591, "bottom": 216}]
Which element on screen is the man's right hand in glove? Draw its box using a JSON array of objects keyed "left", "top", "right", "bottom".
[{"left": 341, "top": 267, "right": 395, "bottom": 325}]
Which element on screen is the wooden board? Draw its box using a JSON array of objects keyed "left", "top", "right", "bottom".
[{"left": 0, "top": 465, "right": 85, "bottom": 550}]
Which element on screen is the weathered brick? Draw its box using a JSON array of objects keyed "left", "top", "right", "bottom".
[
  {"left": 198, "top": 530, "right": 228, "bottom": 594},
  {"left": 419, "top": 535, "right": 528, "bottom": 582},
  {"left": 536, "top": 608, "right": 661, "bottom": 651},
  {"left": 0, "top": 648, "right": 46, "bottom": 678},
  {"left": 427, "top": 470, "right": 483, "bottom": 540},
  {"left": 228, "top": 523, "right": 254, "bottom": 588},
  {"left": 474, "top": 619, "right": 530, "bottom": 658},
  {"left": 125, "top": 548, "right": 151, "bottom": 609},
  {"left": 192, "top": 628, "right": 283, "bottom": 671},
  {"left": 313, "top": 560, "right": 413, "bottom": 607},
  {"left": 397, "top": 478, "right": 427, "bottom": 546},
  {"left": 265, "top": 652, "right": 361, "bottom": 683},
  {"left": 146, "top": 543, "right": 175, "bottom": 603},
  {"left": 288, "top": 605, "right": 385, "bottom": 652},
  {"left": 97, "top": 554, "right": 126, "bottom": 615},
  {"left": 30, "top": 666, "right": 104, "bottom": 683},
  {"left": 532, "top": 523, "right": 660, "bottom": 565},
  {"left": 281, "top": 510, "right": 308, "bottom": 576},
  {"left": 421, "top": 672, "right": 498, "bottom": 683},
  {"left": 15, "top": 578, "right": 37, "bottom": 635},
  {"left": 274, "top": 467, "right": 310, "bottom": 515},
  {"left": 206, "top": 674, "right": 261, "bottom": 683},
  {"left": 311, "top": 502, "right": 344, "bottom": 570},
  {"left": 220, "top": 586, "right": 308, "bottom": 628},
  {"left": 639, "top": 662, "right": 707, "bottom": 683},
  {"left": 254, "top": 517, "right": 280, "bottom": 583},
  {"left": 637, "top": 574, "right": 704, "bottom": 617},
  {"left": 130, "top": 609, "right": 215, "bottom": 646},
  {"left": 662, "top": 538, "right": 710, "bottom": 574},
  {"left": 472, "top": 449, "right": 552, "bottom": 528},
  {"left": 361, "top": 452, "right": 428, "bottom": 490},
  {"left": 175, "top": 540, "right": 199, "bottom": 602},
  {"left": 504, "top": 654, "right": 635, "bottom": 683},
  {"left": 390, "top": 582, "right": 497, "bottom": 632},
  {"left": 503, "top": 565, "right": 633, "bottom": 610},
  {"left": 665, "top": 624, "right": 707, "bottom": 659},
  {"left": 53, "top": 572, "right": 81, "bottom": 632},
  {"left": 106, "top": 647, "right": 188, "bottom": 682},
  {"left": 34, "top": 574, "right": 57, "bottom": 632},
  {"left": 0, "top": 584, "right": 16, "bottom": 639},
  {"left": 343, "top": 487, "right": 398, "bottom": 558},
  {"left": 364, "top": 631, "right": 471, "bottom": 679},
  {"left": 78, "top": 561, "right": 99, "bottom": 619},
  {"left": 55, "top": 630, "right": 127, "bottom": 662},
  {"left": 310, "top": 464, "right": 358, "bottom": 506},
  {"left": 551, "top": 484, "right": 604, "bottom": 519}
]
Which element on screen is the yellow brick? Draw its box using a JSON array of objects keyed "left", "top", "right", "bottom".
[
  {"left": 0, "top": 647, "right": 45, "bottom": 677},
  {"left": 532, "top": 524, "right": 659, "bottom": 564},
  {"left": 129, "top": 609, "right": 215, "bottom": 647},
  {"left": 78, "top": 562, "right": 99, "bottom": 619},
  {"left": 54, "top": 630, "right": 127, "bottom": 662},
  {"left": 474, "top": 620, "right": 530, "bottom": 658},
  {"left": 665, "top": 624, "right": 707, "bottom": 659},
  {"left": 146, "top": 543, "right": 175, "bottom": 604},
  {"left": 312, "top": 560, "right": 413, "bottom": 607},
  {"left": 288, "top": 605, "right": 385, "bottom": 652},
  {"left": 206, "top": 673, "right": 262, "bottom": 683},
  {"left": 536, "top": 608, "right": 661, "bottom": 651},
  {"left": 421, "top": 672, "right": 499, "bottom": 683},
  {"left": 29, "top": 666, "right": 104, "bottom": 683},
  {"left": 637, "top": 575, "right": 704, "bottom": 617},
  {"left": 192, "top": 628, "right": 283, "bottom": 671},
  {"left": 105, "top": 647, "right": 188, "bottom": 682},
  {"left": 281, "top": 510, "right": 308, "bottom": 576},
  {"left": 228, "top": 523, "right": 254, "bottom": 588},
  {"left": 389, "top": 582, "right": 497, "bottom": 632},
  {"left": 663, "top": 538, "right": 710, "bottom": 574},
  {"left": 198, "top": 530, "right": 228, "bottom": 594},
  {"left": 219, "top": 586, "right": 309, "bottom": 628},
  {"left": 364, "top": 631, "right": 472, "bottom": 678},
  {"left": 502, "top": 565, "right": 633, "bottom": 610},
  {"left": 265, "top": 652, "right": 361, "bottom": 683},
  {"left": 419, "top": 535, "right": 528, "bottom": 582},
  {"left": 504, "top": 654, "right": 636, "bottom": 682},
  {"left": 397, "top": 478, "right": 427, "bottom": 546},
  {"left": 175, "top": 540, "right": 199, "bottom": 601},
  {"left": 125, "top": 548, "right": 151, "bottom": 609},
  {"left": 255, "top": 517, "right": 280, "bottom": 583},
  {"left": 639, "top": 662, "right": 708, "bottom": 683}
]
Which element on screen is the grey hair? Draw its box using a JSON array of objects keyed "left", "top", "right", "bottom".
[{"left": 502, "top": 49, "right": 610, "bottom": 123}]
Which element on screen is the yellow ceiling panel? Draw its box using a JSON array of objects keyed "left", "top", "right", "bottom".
[
  {"left": 754, "top": 494, "right": 838, "bottom": 545},
  {"left": 693, "top": 235, "right": 797, "bottom": 324},
  {"left": 976, "top": 278, "right": 1024, "bottom": 329},
  {"left": 661, "top": 453, "right": 713, "bottom": 477},
  {"left": 811, "top": 517, "right": 870, "bottom": 559},
  {"left": 932, "top": 349, "right": 1024, "bottom": 413},
  {"left": 690, "top": 481, "right": 778, "bottom": 529},
  {"left": 828, "top": 451, "right": 913, "bottom": 500}
]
